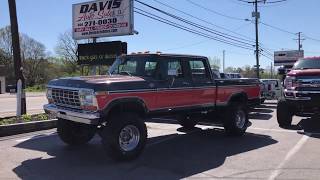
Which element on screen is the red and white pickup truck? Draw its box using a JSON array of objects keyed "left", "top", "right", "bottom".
[
  {"left": 277, "top": 57, "right": 320, "bottom": 127},
  {"left": 44, "top": 53, "right": 261, "bottom": 160}
]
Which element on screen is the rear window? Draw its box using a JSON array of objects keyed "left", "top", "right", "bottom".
[{"left": 293, "top": 59, "right": 320, "bottom": 69}]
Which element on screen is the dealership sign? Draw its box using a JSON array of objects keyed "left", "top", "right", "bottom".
[
  {"left": 78, "top": 41, "right": 127, "bottom": 65},
  {"left": 274, "top": 50, "right": 304, "bottom": 66},
  {"left": 72, "top": 0, "right": 134, "bottom": 40}
]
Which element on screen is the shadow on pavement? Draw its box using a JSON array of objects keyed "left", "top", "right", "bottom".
[
  {"left": 282, "top": 116, "right": 320, "bottom": 138},
  {"left": 13, "top": 128, "right": 277, "bottom": 180},
  {"left": 248, "top": 104, "right": 274, "bottom": 121}
]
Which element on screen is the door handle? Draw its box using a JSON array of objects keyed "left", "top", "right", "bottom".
[{"left": 182, "top": 82, "right": 190, "bottom": 85}]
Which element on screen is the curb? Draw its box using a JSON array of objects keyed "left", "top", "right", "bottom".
[{"left": 0, "top": 119, "right": 57, "bottom": 137}]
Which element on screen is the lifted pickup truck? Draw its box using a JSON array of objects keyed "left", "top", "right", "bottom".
[
  {"left": 277, "top": 57, "right": 320, "bottom": 127},
  {"left": 44, "top": 53, "right": 260, "bottom": 160}
]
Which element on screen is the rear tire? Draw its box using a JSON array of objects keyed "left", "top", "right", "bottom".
[
  {"left": 99, "top": 112, "right": 147, "bottom": 161},
  {"left": 223, "top": 103, "right": 248, "bottom": 136},
  {"left": 57, "top": 118, "right": 96, "bottom": 146},
  {"left": 277, "top": 99, "right": 293, "bottom": 127}
]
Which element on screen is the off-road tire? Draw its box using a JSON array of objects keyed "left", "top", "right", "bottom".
[
  {"left": 223, "top": 103, "right": 248, "bottom": 136},
  {"left": 57, "top": 118, "right": 96, "bottom": 146},
  {"left": 99, "top": 112, "right": 147, "bottom": 161},
  {"left": 277, "top": 99, "right": 293, "bottom": 127}
]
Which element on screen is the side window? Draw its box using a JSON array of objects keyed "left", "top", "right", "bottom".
[
  {"left": 119, "top": 60, "right": 137, "bottom": 74},
  {"left": 144, "top": 61, "right": 158, "bottom": 77},
  {"left": 189, "top": 59, "right": 209, "bottom": 80},
  {"left": 167, "top": 60, "right": 184, "bottom": 78}
]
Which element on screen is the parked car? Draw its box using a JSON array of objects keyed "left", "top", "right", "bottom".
[
  {"left": 44, "top": 53, "right": 261, "bottom": 160},
  {"left": 211, "top": 68, "right": 221, "bottom": 79},
  {"left": 220, "top": 73, "right": 242, "bottom": 79},
  {"left": 260, "top": 79, "right": 283, "bottom": 101},
  {"left": 277, "top": 57, "right": 320, "bottom": 127}
]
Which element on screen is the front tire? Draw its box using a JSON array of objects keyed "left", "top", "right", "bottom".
[
  {"left": 99, "top": 112, "right": 147, "bottom": 161},
  {"left": 57, "top": 118, "right": 96, "bottom": 146},
  {"left": 277, "top": 99, "right": 293, "bottom": 127},
  {"left": 223, "top": 103, "right": 248, "bottom": 136}
]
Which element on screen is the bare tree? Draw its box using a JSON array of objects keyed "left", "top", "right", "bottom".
[
  {"left": 21, "top": 35, "right": 46, "bottom": 86},
  {"left": 0, "top": 26, "right": 47, "bottom": 86},
  {"left": 208, "top": 56, "right": 221, "bottom": 70},
  {"left": 55, "top": 31, "right": 79, "bottom": 73}
]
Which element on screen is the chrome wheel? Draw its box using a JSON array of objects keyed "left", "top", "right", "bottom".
[
  {"left": 119, "top": 125, "right": 140, "bottom": 152},
  {"left": 235, "top": 110, "right": 246, "bottom": 129}
]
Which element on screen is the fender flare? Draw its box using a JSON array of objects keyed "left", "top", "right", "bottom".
[
  {"left": 227, "top": 92, "right": 248, "bottom": 106},
  {"left": 100, "top": 97, "right": 149, "bottom": 118}
]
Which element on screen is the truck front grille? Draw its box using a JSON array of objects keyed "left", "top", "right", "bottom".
[{"left": 51, "top": 88, "right": 81, "bottom": 109}]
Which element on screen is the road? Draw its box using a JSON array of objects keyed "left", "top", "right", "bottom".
[
  {"left": 0, "top": 92, "right": 46, "bottom": 117},
  {"left": 0, "top": 101, "right": 320, "bottom": 180}
]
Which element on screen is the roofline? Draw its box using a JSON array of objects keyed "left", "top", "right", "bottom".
[
  {"left": 125, "top": 53, "right": 208, "bottom": 59},
  {"left": 301, "top": 56, "right": 320, "bottom": 60}
]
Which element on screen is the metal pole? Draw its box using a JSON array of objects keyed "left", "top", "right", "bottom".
[
  {"left": 8, "top": 0, "right": 26, "bottom": 115},
  {"left": 254, "top": 0, "right": 260, "bottom": 79},
  {"left": 91, "top": 38, "right": 97, "bottom": 75},
  {"left": 222, "top": 50, "right": 225, "bottom": 73},
  {"left": 298, "top": 32, "right": 301, "bottom": 51},
  {"left": 270, "top": 62, "right": 273, "bottom": 79},
  {"left": 16, "top": 79, "right": 22, "bottom": 116}
]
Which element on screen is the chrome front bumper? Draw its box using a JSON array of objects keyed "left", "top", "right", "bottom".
[
  {"left": 284, "top": 90, "right": 320, "bottom": 101},
  {"left": 43, "top": 104, "right": 100, "bottom": 125}
]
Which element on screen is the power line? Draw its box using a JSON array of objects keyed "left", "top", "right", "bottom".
[
  {"left": 152, "top": 0, "right": 255, "bottom": 43},
  {"left": 185, "top": 0, "right": 246, "bottom": 21},
  {"left": 136, "top": 0, "right": 253, "bottom": 46},
  {"left": 134, "top": 9, "right": 255, "bottom": 50},
  {"left": 260, "top": 21, "right": 296, "bottom": 35},
  {"left": 304, "top": 34, "right": 320, "bottom": 42},
  {"left": 135, "top": 0, "right": 255, "bottom": 48},
  {"left": 161, "top": 40, "right": 210, "bottom": 51}
]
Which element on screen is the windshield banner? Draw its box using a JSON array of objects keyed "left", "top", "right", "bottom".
[{"left": 72, "top": 0, "right": 134, "bottom": 40}]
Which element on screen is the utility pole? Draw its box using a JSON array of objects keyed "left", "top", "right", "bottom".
[
  {"left": 295, "top": 32, "right": 304, "bottom": 51},
  {"left": 8, "top": 0, "right": 26, "bottom": 115},
  {"left": 270, "top": 62, "right": 273, "bottom": 79},
  {"left": 222, "top": 50, "right": 225, "bottom": 73},
  {"left": 254, "top": 0, "right": 260, "bottom": 79}
]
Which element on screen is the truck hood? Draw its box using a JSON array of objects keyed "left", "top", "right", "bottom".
[
  {"left": 47, "top": 75, "right": 148, "bottom": 92},
  {"left": 287, "top": 69, "right": 320, "bottom": 77}
]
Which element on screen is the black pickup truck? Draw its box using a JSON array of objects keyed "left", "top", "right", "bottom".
[{"left": 44, "top": 53, "right": 261, "bottom": 160}]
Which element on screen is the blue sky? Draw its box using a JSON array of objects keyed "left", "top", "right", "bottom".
[{"left": 1, "top": 0, "right": 320, "bottom": 69}]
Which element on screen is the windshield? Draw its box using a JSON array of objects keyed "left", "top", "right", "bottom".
[
  {"left": 293, "top": 59, "right": 320, "bottom": 69},
  {"left": 109, "top": 56, "right": 158, "bottom": 77}
]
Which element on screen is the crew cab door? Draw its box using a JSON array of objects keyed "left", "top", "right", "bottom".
[
  {"left": 187, "top": 58, "right": 216, "bottom": 105},
  {"left": 155, "top": 58, "right": 194, "bottom": 109}
]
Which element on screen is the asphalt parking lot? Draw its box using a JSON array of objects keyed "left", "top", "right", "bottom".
[{"left": 1, "top": 100, "right": 320, "bottom": 180}]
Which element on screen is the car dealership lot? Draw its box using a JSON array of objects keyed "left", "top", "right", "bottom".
[{"left": 0, "top": 101, "right": 320, "bottom": 180}]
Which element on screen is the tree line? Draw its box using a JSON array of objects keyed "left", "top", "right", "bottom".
[
  {"left": 0, "top": 26, "right": 80, "bottom": 88},
  {"left": 0, "top": 25, "right": 279, "bottom": 90}
]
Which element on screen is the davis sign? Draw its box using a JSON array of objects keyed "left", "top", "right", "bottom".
[{"left": 72, "top": 0, "right": 134, "bottom": 40}]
